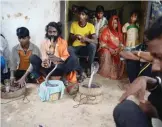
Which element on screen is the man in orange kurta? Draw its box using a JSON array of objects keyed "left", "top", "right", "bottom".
[{"left": 29, "top": 22, "right": 80, "bottom": 85}]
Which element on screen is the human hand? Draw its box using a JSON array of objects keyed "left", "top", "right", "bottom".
[
  {"left": 41, "top": 59, "right": 50, "bottom": 68},
  {"left": 115, "top": 48, "right": 120, "bottom": 53},
  {"left": 98, "top": 43, "right": 107, "bottom": 51},
  {"left": 119, "top": 76, "right": 147, "bottom": 103},
  {"left": 132, "top": 51, "right": 141, "bottom": 57},
  {"left": 139, "top": 101, "right": 159, "bottom": 118},
  {"left": 75, "top": 34, "right": 82, "bottom": 40},
  {"left": 48, "top": 54, "right": 61, "bottom": 63},
  {"left": 15, "top": 77, "right": 26, "bottom": 88},
  {"left": 99, "top": 26, "right": 107, "bottom": 34},
  {"left": 132, "top": 51, "right": 138, "bottom": 55},
  {"left": 100, "top": 43, "right": 107, "bottom": 48},
  {"left": 118, "top": 44, "right": 125, "bottom": 52},
  {"left": 79, "top": 36, "right": 87, "bottom": 43},
  {"left": 109, "top": 48, "right": 117, "bottom": 55}
]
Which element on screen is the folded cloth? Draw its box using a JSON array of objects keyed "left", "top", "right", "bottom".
[
  {"left": 38, "top": 80, "right": 65, "bottom": 102},
  {"left": 152, "top": 118, "right": 162, "bottom": 127}
]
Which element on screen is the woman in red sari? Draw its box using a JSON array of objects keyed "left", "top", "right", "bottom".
[{"left": 98, "top": 15, "right": 124, "bottom": 79}]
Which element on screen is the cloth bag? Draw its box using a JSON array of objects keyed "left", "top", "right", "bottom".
[{"left": 38, "top": 80, "right": 65, "bottom": 102}]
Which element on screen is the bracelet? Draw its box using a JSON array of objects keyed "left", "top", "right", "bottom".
[
  {"left": 155, "top": 76, "right": 161, "bottom": 85},
  {"left": 149, "top": 77, "right": 161, "bottom": 91},
  {"left": 138, "top": 51, "right": 141, "bottom": 57}
]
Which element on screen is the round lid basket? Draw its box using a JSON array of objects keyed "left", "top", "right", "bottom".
[
  {"left": 1, "top": 86, "right": 26, "bottom": 99},
  {"left": 74, "top": 82, "right": 103, "bottom": 105}
]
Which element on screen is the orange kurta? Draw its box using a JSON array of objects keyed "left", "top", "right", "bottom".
[
  {"left": 40, "top": 37, "right": 77, "bottom": 83},
  {"left": 41, "top": 37, "right": 69, "bottom": 61}
]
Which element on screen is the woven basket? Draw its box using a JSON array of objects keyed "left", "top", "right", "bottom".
[
  {"left": 79, "top": 82, "right": 103, "bottom": 96},
  {"left": 1, "top": 86, "right": 26, "bottom": 99},
  {"left": 48, "top": 92, "right": 61, "bottom": 102},
  {"left": 74, "top": 82, "right": 103, "bottom": 105}
]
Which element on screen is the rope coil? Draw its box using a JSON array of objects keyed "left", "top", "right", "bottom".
[{"left": 73, "top": 92, "right": 103, "bottom": 108}]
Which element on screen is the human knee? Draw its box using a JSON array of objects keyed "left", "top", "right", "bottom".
[
  {"left": 29, "top": 54, "right": 41, "bottom": 65},
  {"left": 88, "top": 43, "right": 97, "bottom": 53},
  {"left": 113, "top": 100, "right": 136, "bottom": 119},
  {"left": 67, "top": 54, "right": 77, "bottom": 63},
  {"left": 29, "top": 55, "right": 38, "bottom": 62},
  {"left": 68, "top": 47, "right": 78, "bottom": 60},
  {"left": 68, "top": 46, "right": 75, "bottom": 55}
]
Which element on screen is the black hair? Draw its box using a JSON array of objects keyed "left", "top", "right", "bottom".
[
  {"left": 96, "top": 5, "right": 104, "bottom": 13},
  {"left": 45, "top": 22, "right": 62, "bottom": 38},
  {"left": 16, "top": 27, "right": 29, "bottom": 38},
  {"left": 72, "top": 5, "right": 78, "bottom": 13},
  {"left": 78, "top": 6, "right": 89, "bottom": 15},
  {"left": 146, "top": 16, "right": 162, "bottom": 41},
  {"left": 130, "top": 10, "right": 140, "bottom": 18}
]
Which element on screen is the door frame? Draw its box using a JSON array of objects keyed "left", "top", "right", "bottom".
[{"left": 60, "top": 0, "right": 68, "bottom": 39}]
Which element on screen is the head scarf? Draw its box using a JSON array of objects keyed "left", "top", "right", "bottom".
[{"left": 108, "top": 15, "right": 123, "bottom": 42}]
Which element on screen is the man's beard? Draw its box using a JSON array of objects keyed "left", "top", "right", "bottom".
[{"left": 47, "top": 35, "right": 59, "bottom": 42}]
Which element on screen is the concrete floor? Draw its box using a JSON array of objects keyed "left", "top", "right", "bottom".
[{"left": 1, "top": 74, "right": 129, "bottom": 127}]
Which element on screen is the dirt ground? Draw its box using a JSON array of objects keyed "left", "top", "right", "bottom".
[{"left": 1, "top": 74, "right": 129, "bottom": 127}]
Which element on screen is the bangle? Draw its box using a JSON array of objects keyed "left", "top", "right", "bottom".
[
  {"left": 149, "top": 77, "right": 161, "bottom": 92},
  {"left": 138, "top": 51, "right": 141, "bottom": 57},
  {"left": 155, "top": 76, "right": 161, "bottom": 85}
]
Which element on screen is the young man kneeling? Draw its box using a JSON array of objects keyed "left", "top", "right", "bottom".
[{"left": 10, "top": 27, "right": 41, "bottom": 87}]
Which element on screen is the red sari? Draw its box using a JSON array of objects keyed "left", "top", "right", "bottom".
[{"left": 98, "top": 15, "right": 124, "bottom": 79}]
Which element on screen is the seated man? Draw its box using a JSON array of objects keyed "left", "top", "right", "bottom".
[
  {"left": 113, "top": 16, "right": 162, "bottom": 127},
  {"left": 0, "top": 34, "right": 10, "bottom": 83},
  {"left": 10, "top": 27, "right": 41, "bottom": 86},
  {"left": 69, "top": 6, "right": 98, "bottom": 77},
  {"left": 18, "top": 22, "right": 80, "bottom": 93}
]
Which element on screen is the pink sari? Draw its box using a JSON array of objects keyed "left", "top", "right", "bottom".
[{"left": 98, "top": 15, "right": 124, "bottom": 79}]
